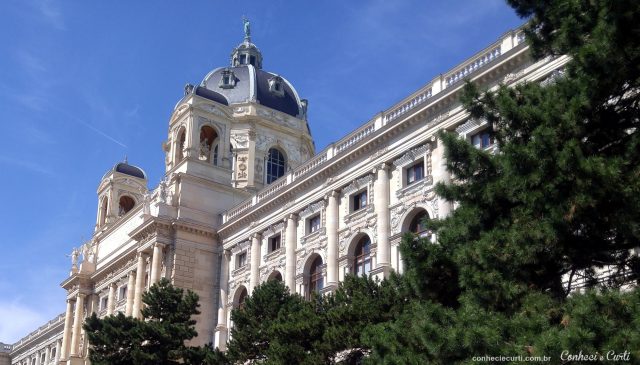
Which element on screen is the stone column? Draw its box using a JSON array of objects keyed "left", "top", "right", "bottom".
[
  {"left": 107, "top": 283, "right": 116, "bottom": 316},
  {"left": 132, "top": 252, "right": 148, "bottom": 318},
  {"left": 70, "top": 293, "right": 85, "bottom": 356},
  {"left": 150, "top": 243, "right": 165, "bottom": 285},
  {"left": 214, "top": 250, "right": 230, "bottom": 350},
  {"left": 374, "top": 163, "right": 391, "bottom": 276},
  {"left": 432, "top": 139, "right": 452, "bottom": 218},
  {"left": 325, "top": 191, "right": 339, "bottom": 287},
  {"left": 125, "top": 270, "right": 136, "bottom": 316},
  {"left": 55, "top": 340, "right": 61, "bottom": 363},
  {"left": 249, "top": 233, "right": 261, "bottom": 292},
  {"left": 60, "top": 298, "right": 74, "bottom": 360},
  {"left": 44, "top": 345, "right": 50, "bottom": 364},
  {"left": 284, "top": 214, "right": 297, "bottom": 291}
]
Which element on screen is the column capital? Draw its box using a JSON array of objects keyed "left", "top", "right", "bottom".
[
  {"left": 324, "top": 190, "right": 340, "bottom": 200},
  {"left": 285, "top": 213, "right": 298, "bottom": 222},
  {"left": 223, "top": 249, "right": 231, "bottom": 259},
  {"left": 373, "top": 162, "right": 391, "bottom": 174},
  {"left": 251, "top": 232, "right": 262, "bottom": 240},
  {"left": 153, "top": 242, "right": 167, "bottom": 249}
]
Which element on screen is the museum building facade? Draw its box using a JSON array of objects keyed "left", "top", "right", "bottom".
[{"left": 7, "top": 25, "right": 569, "bottom": 365}]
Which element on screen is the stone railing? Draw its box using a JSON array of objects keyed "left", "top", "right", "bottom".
[
  {"left": 256, "top": 178, "right": 288, "bottom": 203},
  {"left": 334, "top": 120, "right": 376, "bottom": 155},
  {"left": 293, "top": 151, "right": 328, "bottom": 179},
  {"left": 384, "top": 87, "right": 433, "bottom": 124},
  {"left": 12, "top": 313, "right": 65, "bottom": 350},
  {"left": 221, "top": 27, "right": 527, "bottom": 224}
]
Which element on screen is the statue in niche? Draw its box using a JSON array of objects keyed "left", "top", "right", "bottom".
[
  {"left": 158, "top": 178, "right": 168, "bottom": 203},
  {"left": 199, "top": 138, "right": 211, "bottom": 161}
]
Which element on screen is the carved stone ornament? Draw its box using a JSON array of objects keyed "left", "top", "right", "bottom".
[
  {"left": 342, "top": 175, "right": 373, "bottom": 195},
  {"left": 231, "top": 240, "right": 250, "bottom": 255},
  {"left": 256, "top": 134, "right": 276, "bottom": 152},
  {"left": 393, "top": 143, "right": 432, "bottom": 168},
  {"left": 455, "top": 118, "right": 486, "bottom": 135},
  {"left": 231, "top": 133, "right": 249, "bottom": 149},
  {"left": 257, "top": 108, "right": 297, "bottom": 129},
  {"left": 197, "top": 104, "right": 228, "bottom": 118},
  {"left": 390, "top": 188, "right": 438, "bottom": 235},
  {"left": 300, "top": 200, "right": 325, "bottom": 218},
  {"left": 343, "top": 215, "right": 377, "bottom": 254}
]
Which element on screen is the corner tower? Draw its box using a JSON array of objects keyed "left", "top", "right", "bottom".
[{"left": 164, "top": 20, "right": 315, "bottom": 205}]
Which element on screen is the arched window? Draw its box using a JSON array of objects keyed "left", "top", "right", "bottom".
[
  {"left": 99, "top": 197, "right": 108, "bottom": 226},
  {"left": 308, "top": 256, "right": 323, "bottom": 298},
  {"left": 118, "top": 196, "right": 135, "bottom": 216},
  {"left": 236, "top": 287, "right": 248, "bottom": 310},
  {"left": 199, "top": 126, "right": 217, "bottom": 163},
  {"left": 409, "top": 210, "right": 429, "bottom": 237},
  {"left": 266, "top": 148, "right": 286, "bottom": 184},
  {"left": 269, "top": 271, "right": 282, "bottom": 282},
  {"left": 353, "top": 236, "right": 372, "bottom": 276}
]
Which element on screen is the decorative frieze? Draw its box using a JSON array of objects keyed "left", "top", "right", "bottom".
[
  {"left": 342, "top": 175, "right": 373, "bottom": 195},
  {"left": 300, "top": 200, "right": 325, "bottom": 218}
]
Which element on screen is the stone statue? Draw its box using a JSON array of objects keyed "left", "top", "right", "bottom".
[
  {"left": 199, "top": 138, "right": 211, "bottom": 161},
  {"left": 158, "top": 178, "right": 168, "bottom": 203},
  {"left": 243, "top": 17, "right": 251, "bottom": 39},
  {"left": 81, "top": 243, "right": 91, "bottom": 263},
  {"left": 70, "top": 247, "right": 79, "bottom": 267}
]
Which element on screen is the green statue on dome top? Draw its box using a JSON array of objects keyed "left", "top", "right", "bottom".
[{"left": 243, "top": 17, "right": 251, "bottom": 40}]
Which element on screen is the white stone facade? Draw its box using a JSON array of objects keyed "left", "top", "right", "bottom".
[{"left": 7, "top": 27, "right": 570, "bottom": 364}]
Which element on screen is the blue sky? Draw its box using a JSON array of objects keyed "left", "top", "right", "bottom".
[{"left": 0, "top": 0, "right": 522, "bottom": 343}]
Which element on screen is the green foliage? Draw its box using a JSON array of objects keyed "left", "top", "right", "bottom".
[
  {"left": 364, "top": 0, "right": 640, "bottom": 362},
  {"left": 84, "top": 278, "right": 225, "bottom": 365},
  {"left": 226, "top": 280, "right": 325, "bottom": 364}
]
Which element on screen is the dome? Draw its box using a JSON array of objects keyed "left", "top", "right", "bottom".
[
  {"left": 200, "top": 65, "right": 304, "bottom": 118},
  {"left": 193, "top": 29, "right": 307, "bottom": 119},
  {"left": 103, "top": 160, "right": 147, "bottom": 180}
]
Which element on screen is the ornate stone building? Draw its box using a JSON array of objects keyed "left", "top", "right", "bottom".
[{"left": 6, "top": 24, "right": 569, "bottom": 364}]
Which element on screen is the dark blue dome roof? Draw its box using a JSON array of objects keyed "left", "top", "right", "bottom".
[
  {"left": 200, "top": 65, "right": 304, "bottom": 118},
  {"left": 109, "top": 162, "right": 147, "bottom": 179}
]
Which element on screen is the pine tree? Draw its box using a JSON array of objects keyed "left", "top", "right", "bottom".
[
  {"left": 84, "top": 278, "right": 225, "bottom": 365},
  {"left": 365, "top": 0, "right": 640, "bottom": 362}
]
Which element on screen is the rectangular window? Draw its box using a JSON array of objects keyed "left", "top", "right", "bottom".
[
  {"left": 239, "top": 54, "right": 247, "bottom": 64},
  {"left": 308, "top": 215, "right": 320, "bottom": 234},
  {"left": 406, "top": 161, "right": 425, "bottom": 185},
  {"left": 100, "top": 296, "right": 108, "bottom": 311},
  {"left": 352, "top": 190, "right": 368, "bottom": 211},
  {"left": 269, "top": 235, "right": 281, "bottom": 252},
  {"left": 118, "top": 285, "right": 127, "bottom": 301},
  {"left": 250, "top": 55, "right": 256, "bottom": 65},
  {"left": 236, "top": 252, "right": 247, "bottom": 269},
  {"left": 471, "top": 129, "right": 495, "bottom": 149}
]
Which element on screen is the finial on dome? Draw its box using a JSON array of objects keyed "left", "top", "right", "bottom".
[
  {"left": 124, "top": 155, "right": 128, "bottom": 164},
  {"left": 242, "top": 16, "right": 251, "bottom": 42}
]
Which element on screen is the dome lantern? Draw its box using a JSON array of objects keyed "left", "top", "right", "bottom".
[{"left": 230, "top": 18, "right": 263, "bottom": 69}]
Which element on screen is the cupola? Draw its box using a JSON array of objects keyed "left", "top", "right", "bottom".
[{"left": 230, "top": 18, "right": 263, "bottom": 69}]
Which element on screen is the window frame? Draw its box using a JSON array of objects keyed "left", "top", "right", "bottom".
[
  {"left": 236, "top": 251, "right": 247, "bottom": 269},
  {"left": 470, "top": 128, "right": 495, "bottom": 149},
  {"left": 351, "top": 189, "right": 368, "bottom": 212},
  {"left": 405, "top": 160, "right": 425, "bottom": 185},
  {"left": 353, "top": 236, "right": 372, "bottom": 277},
  {"left": 268, "top": 234, "right": 282, "bottom": 253},
  {"left": 307, "top": 214, "right": 321, "bottom": 234},
  {"left": 265, "top": 148, "right": 286, "bottom": 184}
]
